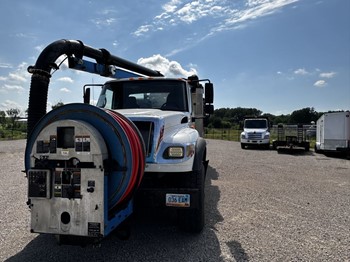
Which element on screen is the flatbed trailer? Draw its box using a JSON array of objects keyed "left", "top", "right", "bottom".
[{"left": 272, "top": 124, "right": 310, "bottom": 152}]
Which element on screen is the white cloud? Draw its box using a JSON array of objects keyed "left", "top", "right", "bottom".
[
  {"left": 97, "top": 8, "right": 117, "bottom": 15},
  {"left": 1, "top": 84, "right": 25, "bottom": 93},
  {"left": 314, "top": 80, "right": 326, "bottom": 87},
  {"left": 57, "top": 77, "right": 74, "bottom": 83},
  {"left": 91, "top": 18, "right": 116, "bottom": 28},
  {"left": 294, "top": 68, "right": 308, "bottom": 75},
  {"left": 0, "top": 63, "right": 13, "bottom": 69},
  {"left": 170, "top": 1, "right": 294, "bottom": 28},
  {"left": 8, "top": 73, "right": 27, "bottom": 83},
  {"left": 0, "top": 100, "right": 25, "bottom": 114},
  {"left": 0, "top": 62, "right": 29, "bottom": 94},
  {"left": 133, "top": 0, "right": 299, "bottom": 58},
  {"left": 163, "top": 0, "right": 181, "bottom": 12},
  {"left": 133, "top": 25, "right": 153, "bottom": 37},
  {"left": 137, "top": 54, "right": 197, "bottom": 77},
  {"left": 319, "top": 71, "right": 336, "bottom": 78},
  {"left": 246, "top": 0, "right": 270, "bottom": 7},
  {"left": 60, "top": 87, "right": 71, "bottom": 93},
  {"left": 35, "top": 45, "right": 44, "bottom": 53}
]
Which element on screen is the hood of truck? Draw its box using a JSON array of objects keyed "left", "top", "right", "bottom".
[
  {"left": 113, "top": 109, "right": 195, "bottom": 163},
  {"left": 243, "top": 128, "right": 269, "bottom": 133},
  {"left": 116, "top": 108, "right": 190, "bottom": 129}
]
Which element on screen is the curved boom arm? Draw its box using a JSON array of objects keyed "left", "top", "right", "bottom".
[{"left": 26, "top": 39, "right": 163, "bottom": 138}]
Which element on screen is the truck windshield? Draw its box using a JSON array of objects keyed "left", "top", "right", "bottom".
[
  {"left": 244, "top": 119, "right": 267, "bottom": 129},
  {"left": 97, "top": 80, "right": 188, "bottom": 111}
]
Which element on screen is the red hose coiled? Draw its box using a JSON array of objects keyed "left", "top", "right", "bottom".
[{"left": 106, "top": 110, "right": 145, "bottom": 206}]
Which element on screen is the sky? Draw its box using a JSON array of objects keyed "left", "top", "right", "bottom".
[{"left": 0, "top": 0, "right": 349, "bottom": 116}]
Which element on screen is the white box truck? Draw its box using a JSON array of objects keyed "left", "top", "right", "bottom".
[{"left": 315, "top": 111, "right": 350, "bottom": 158}]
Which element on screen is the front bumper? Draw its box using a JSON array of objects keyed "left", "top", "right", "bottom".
[
  {"left": 241, "top": 138, "right": 270, "bottom": 145},
  {"left": 145, "top": 157, "right": 194, "bottom": 173}
]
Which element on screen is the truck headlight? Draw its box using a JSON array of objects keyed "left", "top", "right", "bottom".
[
  {"left": 241, "top": 133, "right": 245, "bottom": 139},
  {"left": 164, "top": 146, "right": 184, "bottom": 159},
  {"left": 264, "top": 134, "right": 270, "bottom": 139}
]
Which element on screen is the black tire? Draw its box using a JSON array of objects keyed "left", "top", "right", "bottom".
[
  {"left": 305, "top": 144, "right": 310, "bottom": 152},
  {"left": 241, "top": 143, "right": 246, "bottom": 149},
  {"left": 178, "top": 163, "right": 205, "bottom": 233},
  {"left": 272, "top": 141, "right": 277, "bottom": 150},
  {"left": 314, "top": 145, "right": 320, "bottom": 153}
]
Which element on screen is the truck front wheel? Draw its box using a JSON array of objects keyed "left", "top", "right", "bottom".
[{"left": 178, "top": 162, "right": 205, "bottom": 233}]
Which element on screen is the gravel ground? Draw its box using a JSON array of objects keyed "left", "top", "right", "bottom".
[{"left": 0, "top": 139, "right": 349, "bottom": 261}]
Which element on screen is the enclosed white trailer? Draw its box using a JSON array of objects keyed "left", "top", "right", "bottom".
[{"left": 315, "top": 111, "right": 350, "bottom": 157}]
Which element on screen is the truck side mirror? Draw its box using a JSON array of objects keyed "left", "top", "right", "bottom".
[
  {"left": 84, "top": 87, "right": 90, "bottom": 104},
  {"left": 205, "top": 83, "right": 213, "bottom": 104},
  {"left": 205, "top": 104, "right": 214, "bottom": 115}
]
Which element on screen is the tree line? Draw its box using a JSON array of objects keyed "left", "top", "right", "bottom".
[
  {"left": 207, "top": 107, "right": 343, "bottom": 128},
  {"left": 0, "top": 105, "right": 346, "bottom": 139},
  {"left": 0, "top": 108, "right": 26, "bottom": 139}
]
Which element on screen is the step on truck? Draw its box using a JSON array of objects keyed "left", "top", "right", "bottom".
[{"left": 25, "top": 39, "right": 214, "bottom": 245}]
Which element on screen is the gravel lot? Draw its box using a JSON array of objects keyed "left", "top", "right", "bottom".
[{"left": 0, "top": 139, "right": 349, "bottom": 261}]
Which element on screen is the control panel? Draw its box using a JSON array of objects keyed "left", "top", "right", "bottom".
[
  {"left": 27, "top": 119, "right": 107, "bottom": 237},
  {"left": 54, "top": 168, "right": 82, "bottom": 199},
  {"left": 28, "top": 169, "right": 51, "bottom": 198}
]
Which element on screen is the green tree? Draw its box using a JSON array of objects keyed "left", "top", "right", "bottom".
[
  {"left": 290, "top": 107, "right": 318, "bottom": 124},
  {"left": 52, "top": 101, "right": 64, "bottom": 110},
  {"left": 0, "top": 111, "right": 5, "bottom": 125},
  {"left": 210, "top": 107, "right": 263, "bottom": 127},
  {"left": 274, "top": 114, "right": 291, "bottom": 125},
  {"left": 6, "top": 108, "right": 20, "bottom": 126},
  {"left": 208, "top": 116, "right": 222, "bottom": 128},
  {"left": 6, "top": 108, "right": 21, "bottom": 139}
]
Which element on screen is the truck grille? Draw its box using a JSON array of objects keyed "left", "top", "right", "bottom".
[
  {"left": 247, "top": 132, "right": 263, "bottom": 140},
  {"left": 133, "top": 121, "right": 154, "bottom": 157}
]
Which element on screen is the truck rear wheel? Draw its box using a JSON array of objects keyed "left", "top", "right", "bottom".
[{"left": 178, "top": 163, "right": 205, "bottom": 233}]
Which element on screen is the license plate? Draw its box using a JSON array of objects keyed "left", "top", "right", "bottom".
[{"left": 166, "top": 194, "right": 190, "bottom": 207}]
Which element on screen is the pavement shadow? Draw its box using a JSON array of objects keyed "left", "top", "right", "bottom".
[
  {"left": 227, "top": 240, "right": 250, "bottom": 262},
  {"left": 6, "top": 165, "right": 224, "bottom": 262},
  {"left": 276, "top": 148, "right": 313, "bottom": 156}
]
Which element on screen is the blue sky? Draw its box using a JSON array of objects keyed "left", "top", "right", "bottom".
[{"left": 0, "top": 0, "right": 349, "bottom": 116}]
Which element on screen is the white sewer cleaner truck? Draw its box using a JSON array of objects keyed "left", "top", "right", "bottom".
[
  {"left": 25, "top": 39, "right": 214, "bottom": 244},
  {"left": 315, "top": 111, "right": 350, "bottom": 157},
  {"left": 240, "top": 118, "right": 270, "bottom": 149}
]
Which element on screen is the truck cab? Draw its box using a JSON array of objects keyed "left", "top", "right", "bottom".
[
  {"left": 240, "top": 118, "right": 270, "bottom": 149},
  {"left": 95, "top": 76, "right": 214, "bottom": 232}
]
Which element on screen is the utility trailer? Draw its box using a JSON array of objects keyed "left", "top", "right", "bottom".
[
  {"left": 24, "top": 39, "right": 214, "bottom": 245},
  {"left": 315, "top": 111, "right": 350, "bottom": 158},
  {"left": 272, "top": 124, "right": 310, "bottom": 152}
]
